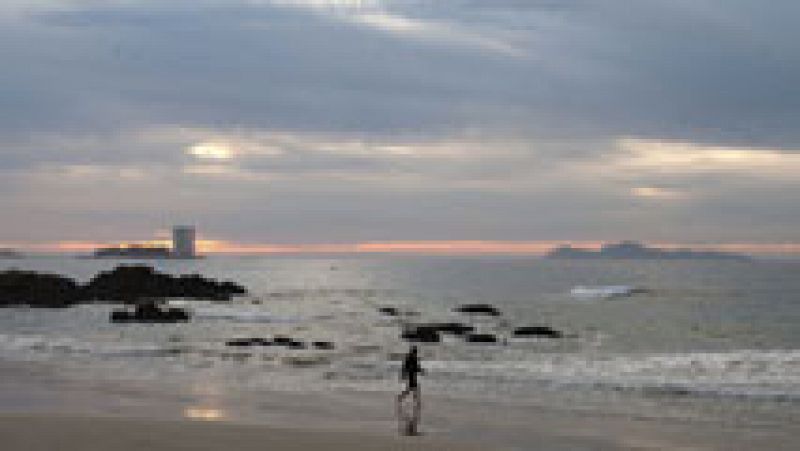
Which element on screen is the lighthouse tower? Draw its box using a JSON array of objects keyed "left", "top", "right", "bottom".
[{"left": 172, "top": 226, "right": 196, "bottom": 258}]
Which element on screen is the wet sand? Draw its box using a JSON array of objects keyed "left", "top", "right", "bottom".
[
  {"left": 2, "top": 360, "right": 798, "bottom": 450},
  {"left": 0, "top": 414, "right": 489, "bottom": 451}
]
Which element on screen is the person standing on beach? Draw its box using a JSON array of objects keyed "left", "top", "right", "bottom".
[{"left": 397, "top": 345, "right": 424, "bottom": 424}]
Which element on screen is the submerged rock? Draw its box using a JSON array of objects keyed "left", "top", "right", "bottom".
[
  {"left": 312, "top": 341, "right": 335, "bottom": 350},
  {"left": 465, "top": 333, "right": 498, "bottom": 343},
  {"left": 110, "top": 301, "right": 190, "bottom": 323},
  {"left": 453, "top": 304, "right": 502, "bottom": 316},
  {"left": 426, "top": 322, "right": 475, "bottom": 335},
  {"left": 225, "top": 337, "right": 272, "bottom": 347},
  {"left": 378, "top": 306, "right": 400, "bottom": 316},
  {"left": 272, "top": 336, "right": 294, "bottom": 345},
  {"left": 512, "top": 326, "right": 564, "bottom": 338}
]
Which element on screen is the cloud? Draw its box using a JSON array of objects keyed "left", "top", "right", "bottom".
[
  {"left": 611, "top": 138, "right": 800, "bottom": 178},
  {"left": 1, "top": 0, "right": 799, "bottom": 247}
]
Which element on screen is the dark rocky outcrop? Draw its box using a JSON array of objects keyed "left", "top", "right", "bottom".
[
  {"left": 512, "top": 326, "right": 564, "bottom": 338},
  {"left": 312, "top": 341, "right": 335, "bottom": 350},
  {"left": 453, "top": 304, "right": 502, "bottom": 316},
  {"left": 1, "top": 265, "right": 248, "bottom": 308},
  {"left": 85, "top": 265, "right": 246, "bottom": 302},
  {"left": 465, "top": 333, "right": 498, "bottom": 343},
  {"left": 0, "top": 269, "right": 83, "bottom": 308},
  {"left": 110, "top": 301, "right": 190, "bottom": 323}
]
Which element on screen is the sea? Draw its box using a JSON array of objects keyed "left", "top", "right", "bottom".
[{"left": 1, "top": 256, "right": 798, "bottom": 429}]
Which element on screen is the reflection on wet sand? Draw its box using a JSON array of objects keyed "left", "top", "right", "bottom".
[{"left": 184, "top": 407, "right": 226, "bottom": 421}]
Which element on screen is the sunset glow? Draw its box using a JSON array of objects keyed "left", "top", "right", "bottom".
[{"left": 8, "top": 239, "right": 798, "bottom": 256}]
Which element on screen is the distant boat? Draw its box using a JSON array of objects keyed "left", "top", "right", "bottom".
[{"left": 546, "top": 241, "right": 750, "bottom": 260}]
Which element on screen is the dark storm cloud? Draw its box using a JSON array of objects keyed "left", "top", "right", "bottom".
[{"left": 1, "top": 0, "right": 799, "bottom": 246}]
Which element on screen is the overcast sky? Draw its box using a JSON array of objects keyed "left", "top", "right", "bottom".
[{"left": 2, "top": 0, "right": 799, "bottom": 253}]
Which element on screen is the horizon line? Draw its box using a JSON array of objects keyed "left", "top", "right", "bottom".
[{"left": 4, "top": 239, "right": 800, "bottom": 256}]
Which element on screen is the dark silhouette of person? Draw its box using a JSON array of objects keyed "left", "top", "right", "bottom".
[{"left": 396, "top": 345, "right": 424, "bottom": 433}]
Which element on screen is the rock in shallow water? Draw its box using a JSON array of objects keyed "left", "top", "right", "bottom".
[
  {"left": 465, "top": 333, "right": 498, "bottom": 343},
  {"left": 0, "top": 265, "right": 248, "bottom": 308},
  {"left": 453, "top": 303, "right": 502, "bottom": 316},
  {"left": 110, "top": 302, "right": 190, "bottom": 323},
  {"left": 512, "top": 326, "right": 564, "bottom": 338}
]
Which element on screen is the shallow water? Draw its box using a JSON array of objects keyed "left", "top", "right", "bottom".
[{"left": 1, "top": 256, "right": 799, "bottom": 427}]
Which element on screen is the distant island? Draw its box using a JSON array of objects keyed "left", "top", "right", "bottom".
[
  {"left": 0, "top": 248, "right": 24, "bottom": 259},
  {"left": 546, "top": 241, "right": 750, "bottom": 260},
  {"left": 90, "top": 226, "right": 201, "bottom": 260},
  {"left": 93, "top": 244, "right": 175, "bottom": 259}
]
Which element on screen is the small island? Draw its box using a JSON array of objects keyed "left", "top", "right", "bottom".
[
  {"left": 546, "top": 241, "right": 750, "bottom": 260},
  {"left": 91, "top": 226, "right": 201, "bottom": 260},
  {"left": 0, "top": 248, "right": 24, "bottom": 259}
]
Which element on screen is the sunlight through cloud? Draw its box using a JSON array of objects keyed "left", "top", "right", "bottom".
[{"left": 187, "top": 142, "right": 235, "bottom": 161}]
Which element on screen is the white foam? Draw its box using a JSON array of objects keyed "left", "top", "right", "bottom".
[
  {"left": 424, "top": 350, "right": 800, "bottom": 399},
  {"left": 191, "top": 306, "right": 302, "bottom": 323},
  {"left": 570, "top": 285, "right": 639, "bottom": 299}
]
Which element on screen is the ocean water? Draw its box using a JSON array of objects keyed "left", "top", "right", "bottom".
[{"left": 1, "top": 256, "right": 798, "bottom": 426}]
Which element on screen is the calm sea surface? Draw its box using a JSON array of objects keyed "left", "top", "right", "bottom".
[{"left": 1, "top": 256, "right": 798, "bottom": 426}]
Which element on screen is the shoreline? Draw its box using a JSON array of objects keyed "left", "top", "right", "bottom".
[
  {"left": 0, "top": 413, "right": 488, "bottom": 451},
  {"left": 2, "top": 359, "right": 799, "bottom": 450}
]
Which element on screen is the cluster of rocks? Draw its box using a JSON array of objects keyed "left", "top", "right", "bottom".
[
  {"left": 0, "top": 265, "right": 247, "bottom": 309},
  {"left": 225, "top": 336, "right": 335, "bottom": 351},
  {"left": 86, "top": 266, "right": 246, "bottom": 302},
  {"left": 111, "top": 301, "right": 190, "bottom": 323},
  {"left": 395, "top": 303, "right": 567, "bottom": 345},
  {"left": 0, "top": 269, "right": 83, "bottom": 308}
]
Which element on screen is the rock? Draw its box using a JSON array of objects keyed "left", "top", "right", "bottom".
[
  {"left": 285, "top": 340, "right": 306, "bottom": 349},
  {"left": 282, "top": 356, "right": 330, "bottom": 367},
  {"left": 272, "top": 336, "right": 294, "bottom": 345},
  {"left": 270, "top": 336, "right": 306, "bottom": 349},
  {"left": 378, "top": 306, "right": 400, "bottom": 316},
  {"left": 512, "top": 326, "right": 564, "bottom": 338},
  {"left": 0, "top": 269, "right": 83, "bottom": 308},
  {"left": 225, "top": 337, "right": 271, "bottom": 347},
  {"left": 312, "top": 341, "right": 335, "bottom": 350},
  {"left": 226, "top": 338, "right": 256, "bottom": 347},
  {"left": 2, "top": 266, "right": 248, "bottom": 308},
  {"left": 401, "top": 326, "right": 441, "bottom": 343},
  {"left": 110, "top": 301, "right": 190, "bottom": 323},
  {"left": 453, "top": 304, "right": 502, "bottom": 316},
  {"left": 465, "top": 333, "right": 498, "bottom": 343},
  {"left": 427, "top": 322, "right": 475, "bottom": 335},
  {"left": 86, "top": 265, "right": 247, "bottom": 302}
]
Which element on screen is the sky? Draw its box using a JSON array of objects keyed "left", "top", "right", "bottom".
[{"left": 1, "top": 0, "right": 799, "bottom": 254}]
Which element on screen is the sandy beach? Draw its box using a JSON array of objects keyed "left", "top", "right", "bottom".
[
  {"left": 0, "top": 414, "right": 490, "bottom": 451},
  {"left": 2, "top": 404, "right": 798, "bottom": 451},
  {"left": 1, "top": 358, "right": 799, "bottom": 450}
]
